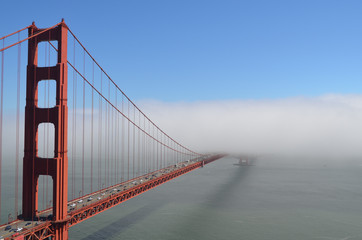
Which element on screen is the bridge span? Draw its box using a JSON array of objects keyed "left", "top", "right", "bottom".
[
  {"left": 0, "top": 20, "right": 224, "bottom": 239},
  {"left": 0, "top": 154, "right": 223, "bottom": 239}
]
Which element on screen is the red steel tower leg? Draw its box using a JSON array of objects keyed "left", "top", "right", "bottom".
[{"left": 23, "top": 20, "right": 69, "bottom": 239}]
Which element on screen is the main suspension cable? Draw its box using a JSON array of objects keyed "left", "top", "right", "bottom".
[
  {"left": 66, "top": 28, "right": 200, "bottom": 156},
  {"left": 0, "top": 23, "right": 61, "bottom": 52}
]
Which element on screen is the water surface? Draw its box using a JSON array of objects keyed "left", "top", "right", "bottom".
[{"left": 69, "top": 156, "right": 362, "bottom": 240}]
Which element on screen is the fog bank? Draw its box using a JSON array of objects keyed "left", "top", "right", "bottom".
[{"left": 139, "top": 94, "right": 362, "bottom": 159}]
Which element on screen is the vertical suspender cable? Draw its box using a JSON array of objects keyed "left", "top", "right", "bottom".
[
  {"left": 162, "top": 132, "right": 164, "bottom": 168},
  {"left": 146, "top": 121, "right": 149, "bottom": 173},
  {"left": 160, "top": 133, "right": 162, "bottom": 168},
  {"left": 109, "top": 82, "right": 111, "bottom": 186},
  {"left": 121, "top": 95, "right": 124, "bottom": 182},
  {"left": 91, "top": 61, "right": 94, "bottom": 193},
  {"left": 71, "top": 37, "right": 77, "bottom": 200},
  {"left": 145, "top": 120, "right": 148, "bottom": 173},
  {"left": 148, "top": 121, "right": 151, "bottom": 173},
  {"left": 82, "top": 50, "right": 85, "bottom": 197},
  {"left": 110, "top": 98, "right": 112, "bottom": 185},
  {"left": 138, "top": 110, "right": 140, "bottom": 175},
  {"left": 114, "top": 93, "right": 116, "bottom": 184},
  {"left": 153, "top": 124, "right": 155, "bottom": 171},
  {"left": 99, "top": 72, "right": 103, "bottom": 189},
  {"left": 142, "top": 116, "right": 144, "bottom": 174},
  {"left": 0, "top": 39, "right": 4, "bottom": 222},
  {"left": 135, "top": 109, "right": 137, "bottom": 176},
  {"left": 127, "top": 101, "right": 130, "bottom": 181},
  {"left": 161, "top": 134, "right": 163, "bottom": 169},
  {"left": 164, "top": 136, "right": 166, "bottom": 167},
  {"left": 174, "top": 142, "right": 176, "bottom": 165},
  {"left": 111, "top": 82, "right": 114, "bottom": 185},
  {"left": 117, "top": 90, "right": 119, "bottom": 183},
  {"left": 105, "top": 83, "right": 107, "bottom": 187},
  {"left": 107, "top": 79, "right": 110, "bottom": 186},
  {"left": 113, "top": 91, "right": 116, "bottom": 184},
  {"left": 140, "top": 115, "right": 143, "bottom": 175},
  {"left": 156, "top": 128, "right": 159, "bottom": 170},
  {"left": 157, "top": 128, "right": 159, "bottom": 168},
  {"left": 115, "top": 88, "right": 118, "bottom": 184},
  {"left": 104, "top": 81, "right": 107, "bottom": 187},
  {"left": 133, "top": 106, "right": 135, "bottom": 178},
  {"left": 15, "top": 33, "right": 21, "bottom": 217},
  {"left": 168, "top": 137, "right": 170, "bottom": 166},
  {"left": 144, "top": 116, "right": 146, "bottom": 174}
]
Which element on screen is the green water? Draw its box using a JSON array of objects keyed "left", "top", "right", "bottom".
[{"left": 69, "top": 156, "right": 362, "bottom": 239}]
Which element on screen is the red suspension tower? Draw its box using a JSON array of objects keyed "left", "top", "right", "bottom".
[{"left": 22, "top": 21, "right": 69, "bottom": 239}]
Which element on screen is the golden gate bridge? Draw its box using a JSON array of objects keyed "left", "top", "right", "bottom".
[{"left": 0, "top": 20, "right": 224, "bottom": 239}]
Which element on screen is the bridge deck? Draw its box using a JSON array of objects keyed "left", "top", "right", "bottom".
[{"left": 0, "top": 155, "right": 224, "bottom": 240}]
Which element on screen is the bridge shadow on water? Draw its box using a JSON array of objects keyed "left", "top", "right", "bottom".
[
  {"left": 167, "top": 159, "right": 255, "bottom": 239},
  {"left": 79, "top": 158, "right": 252, "bottom": 239},
  {"left": 204, "top": 162, "right": 253, "bottom": 208},
  {"left": 79, "top": 199, "right": 170, "bottom": 240}
]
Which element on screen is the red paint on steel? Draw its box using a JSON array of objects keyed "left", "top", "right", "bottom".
[
  {"left": 0, "top": 25, "right": 31, "bottom": 41},
  {"left": 0, "top": 23, "right": 61, "bottom": 53},
  {"left": 10, "top": 155, "right": 224, "bottom": 240},
  {"left": 16, "top": 221, "right": 54, "bottom": 239},
  {"left": 22, "top": 21, "right": 69, "bottom": 239}
]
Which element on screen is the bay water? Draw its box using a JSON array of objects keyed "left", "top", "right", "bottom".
[{"left": 69, "top": 156, "right": 362, "bottom": 240}]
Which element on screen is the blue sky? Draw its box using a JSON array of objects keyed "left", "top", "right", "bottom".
[{"left": 1, "top": 0, "right": 362, "bottom": 101}]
